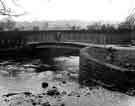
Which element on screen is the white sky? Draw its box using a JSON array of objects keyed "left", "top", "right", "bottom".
[{"left": 1, "top": 0, "right": 135, "bottom": 22}]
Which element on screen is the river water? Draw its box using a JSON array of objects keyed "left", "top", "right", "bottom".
[{"left": 0, "top": 56, "right": 135, "bottom": 106}]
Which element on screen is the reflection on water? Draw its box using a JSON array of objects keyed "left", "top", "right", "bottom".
[{"left": 0, "top": 56, "right": 135, "bottom": 106}]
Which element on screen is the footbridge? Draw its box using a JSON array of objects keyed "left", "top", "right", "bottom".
[
  {"left": 26, "top": 41, "right": 117, "bottom": 60},
  {"left": 25, "top": 41, "right": 93, "bottom": 60}
]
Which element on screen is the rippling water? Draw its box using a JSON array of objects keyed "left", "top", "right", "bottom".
[{"left": 0, "top": 56, "right": 135, "bottom": 106}]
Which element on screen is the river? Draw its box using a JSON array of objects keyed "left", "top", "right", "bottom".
[{"left": 0, "top": 56, "right": 135, "bottom": 106}]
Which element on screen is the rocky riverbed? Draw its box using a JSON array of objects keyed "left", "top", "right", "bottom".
[{"left": 0, "top": 56, "right": 135, "bottom": 106}]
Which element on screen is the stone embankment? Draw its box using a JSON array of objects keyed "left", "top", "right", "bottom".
[{"left": 79, "top": 45, "right": 135, "bottom": 94}]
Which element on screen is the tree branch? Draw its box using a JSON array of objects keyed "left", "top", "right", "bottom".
[{"left": 0, "top": 0, "right": 26, "bottom": 17}]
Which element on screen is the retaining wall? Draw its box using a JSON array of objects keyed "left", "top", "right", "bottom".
[{"left": 79, "top": 46, "right": 135, "bottom": 92}]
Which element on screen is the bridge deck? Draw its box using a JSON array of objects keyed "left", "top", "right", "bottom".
[{"left": 27, "top": 41, "right": 128, "bottom": 49}]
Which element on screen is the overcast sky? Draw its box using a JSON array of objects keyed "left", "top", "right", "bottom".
[{"left": 1, "top": 0, "right": 135, "bottom": 22}]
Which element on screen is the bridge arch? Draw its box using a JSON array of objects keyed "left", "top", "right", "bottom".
[{"left": 26, "top": 42, "right": 90, "bottom": 63}]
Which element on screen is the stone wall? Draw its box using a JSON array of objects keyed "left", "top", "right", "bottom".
[{"left": 79, "top": 46, "right": 135, "bottom": 92}]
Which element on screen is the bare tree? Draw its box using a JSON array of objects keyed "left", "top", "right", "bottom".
[
  {"left": 125, "top": 13, "right": 135, "bottom": 26},
  {"left": 119, "top": 9, "right": 135, "bottom": 29},
  {"left": 0, "top": 0, "right": 26, "bottom": 17}
]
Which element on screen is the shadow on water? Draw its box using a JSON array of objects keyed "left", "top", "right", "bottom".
[{"left": 29, "top": 47, "right": 80, "bottom": 64}]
